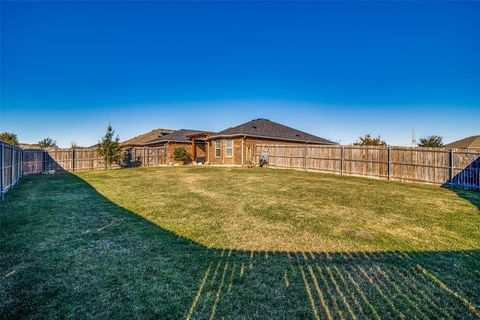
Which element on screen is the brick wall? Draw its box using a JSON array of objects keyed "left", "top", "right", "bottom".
[
  {"left": 206, "top": 137, "right": 328, "bottom": 166},
  {"left": 207, "top": 137, "right": 243, "bottom": 165},
  {"left": 165, "top": 142, "right": 194, "bottom": 165}
]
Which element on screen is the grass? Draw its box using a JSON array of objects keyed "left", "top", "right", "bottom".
[{"left": 1, "top": 166, "right": 479, "bottom": 319}]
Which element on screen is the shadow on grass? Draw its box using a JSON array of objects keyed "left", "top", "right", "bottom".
[
  {"left": 448, "top": 188, "right": 480, "bottom": 214},
  {"left": 442, "top": 156, "right": 480, "bottom": 211},
  {"left": 1, "top": 173, "right": 479, "bottom": 319}
]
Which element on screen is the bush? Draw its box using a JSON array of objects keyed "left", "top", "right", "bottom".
[
  {"left": 354, "top": 134, "right": 387, "bottom": 146},
  {"left": 173, "top": 147, "right": 191, "bottom": 162},
  {"left": 418, "top": 135, "right": 444, "bottom": 148}
]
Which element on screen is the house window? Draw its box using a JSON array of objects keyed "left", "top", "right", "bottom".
[
  {"left": 225, "top": 139, "right": 233, "bottom": 157},
  {"left": 215, "top": 139, "right": 221, "bottom": 157}
]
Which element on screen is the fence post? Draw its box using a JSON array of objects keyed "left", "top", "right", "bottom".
[
  {"left": 72, "top": 149, "right": 76, "bottom": 172},
  {"left": 43, "top": 150, "right": 47, "bottom": 172},
  {"left": 16, "top": 147, "right": 20, "bottom": 182},
  {"left": 10, "top": 146, "right": 14, "bottom": 189},
  {"left": 20, "top": 149, "right": 23, "bottom": 177},
  {"left": 1, "top": 143, "right": 4, "bottom": 200},
  {"left": 144, "top": 146, "right": 147, "bottom": 167},
  {"left": 449, "top": 149, "right": 454, "bottom": 187},
  {"left": 340, "top": 146, "right": 344, "bottom": 175},
  {"left": 387, "top": 146, "right": 392, "bottom": 181},
  {"left": 304, "top": 145, "right": 307, "bottom": 170}
]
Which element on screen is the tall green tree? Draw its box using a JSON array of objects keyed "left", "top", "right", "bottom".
[
  {"left": 0, "top": 132, "right": 19, "bottom": 145},
  {"left": 418, "top": 135, "right": 444, "bottom": 148},
  {"left": 98, "top": 124, "right": 121, "bottom": 169},
  {"left": 38, "top": 138, "right": 58, "bottom": 148},
  {"left": 354, "top": 134, "right": 387, "bottom": 146}
]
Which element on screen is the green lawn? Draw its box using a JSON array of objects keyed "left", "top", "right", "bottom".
[{"left": 1, "top": 166, "right": 479, "bottom": 319}]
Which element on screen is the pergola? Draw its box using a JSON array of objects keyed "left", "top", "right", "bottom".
[{"left": 185, "top": 132, "right": 216, "bottom": 162}]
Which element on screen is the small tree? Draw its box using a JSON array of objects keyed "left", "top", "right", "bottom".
[
  {"left": 418, "top": 135, "right": 444, "bottom": 148},
  {"left": 98, "top": 124, "right": 121, "bottom": 169},
  {"left": 173, "top": 147, "right": 191, "bottom": 164},
  {"left": 0, "top": 132, "right": 19, "bottom": 145},
  {"left": 354, "top": 134, "right": 387, "bottom": 146},
  {"left": 38, "top": 138, "right": 58, "bottom": 148}
]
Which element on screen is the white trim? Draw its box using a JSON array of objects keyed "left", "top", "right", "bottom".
[
  {"left": 214, "top": 139, "right": 221, "bottom": 158},
  {"left": 225, "top": 139, "right": 233, "bottom": 158}
]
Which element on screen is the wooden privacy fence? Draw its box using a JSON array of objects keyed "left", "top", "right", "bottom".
[
  {"left": 1, "top": 144, "right": 167, "bottom": 199},
  {"left": 254, "top": 144, "right": 480, "bottom": 190},
  {"left": 22, "top": 146, "right": 167, "bottom": 174}
]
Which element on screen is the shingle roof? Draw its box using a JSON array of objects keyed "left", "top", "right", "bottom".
[
  {"left": 445, "top": 135, "right": 480, "bottom": 149},
  {"left": 209, "top": 119, "right": 336, "bottom": 144},
  {"left": 146, "top": 129, "right": 215, "bottom": 144},
  {"left": 121, "top": 128, "right": 175, "bottom": 146}
]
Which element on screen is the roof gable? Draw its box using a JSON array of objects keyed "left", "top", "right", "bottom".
[
  {"left": 211, "top": 119, "right": 336, "bottom": 144},
  {"left": 445, "top": 135, "right": 480, "bottom": 149}
]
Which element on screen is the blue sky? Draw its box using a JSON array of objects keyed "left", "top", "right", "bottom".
[{"left": 1, "top": 1, "right": 479, "bottom": 147}]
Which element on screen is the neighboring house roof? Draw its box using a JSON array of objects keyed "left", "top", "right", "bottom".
[
  {"left": 18, "top": 143, "right": 43, "bottom": 149},
  {"left": 445, "top": 135, "right": 480, "bottom": 149},
  {"left": 121, "top": 128, "right": 175, "bottom": 146},
  {"left": 146, "top": 129, "right": 216, "bottom": 145},
  {"left": 18, "top": 143, "right": 61, "bottom": 150},
  {"left": 209, "top": 118, "right": 336, "bottom": 144}
]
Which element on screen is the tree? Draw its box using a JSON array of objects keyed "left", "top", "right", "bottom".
[
  {"left": 173, "top": 147, "right": 191, "bottom": 164},
  {"left": 354, "top": 134, "right": 387, "bottom": 146},
  {"left": 0, "top": 132, "right": 19, "bottom": 145},
  {"left": 98, "top": 124, "right": 121, "bottom": 169},
  {"left": 418, "top": 135, "right": 444, "bottom": 148},
  {"left": 38, "top": 138, "right": 58, "bottom": 148}
]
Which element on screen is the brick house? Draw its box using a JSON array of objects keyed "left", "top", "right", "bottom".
[
  {"left": 142, "top": 119, "right": 335, "bottom": 166},
  {"left": 206, "top": 119, "right": 336, "bottom": 166},
  {"left": 145, "top": 129, "right": 216, "bottom": 164}
]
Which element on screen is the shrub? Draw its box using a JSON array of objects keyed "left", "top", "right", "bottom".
[
  {"left": 38, "top": 137, "right": 58, "bottom": 148},
  {"left": 418, "top": 135, "right": 444, "bottom": 148},
  {"left": 354, "top": 134, "right": 387, "bottom": 146},
  {"left": 173, "top": 147, "right": 191, "bottom": 162},
  {"left": 0, "top": 132, "right": 19, "bottom": 145}
]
